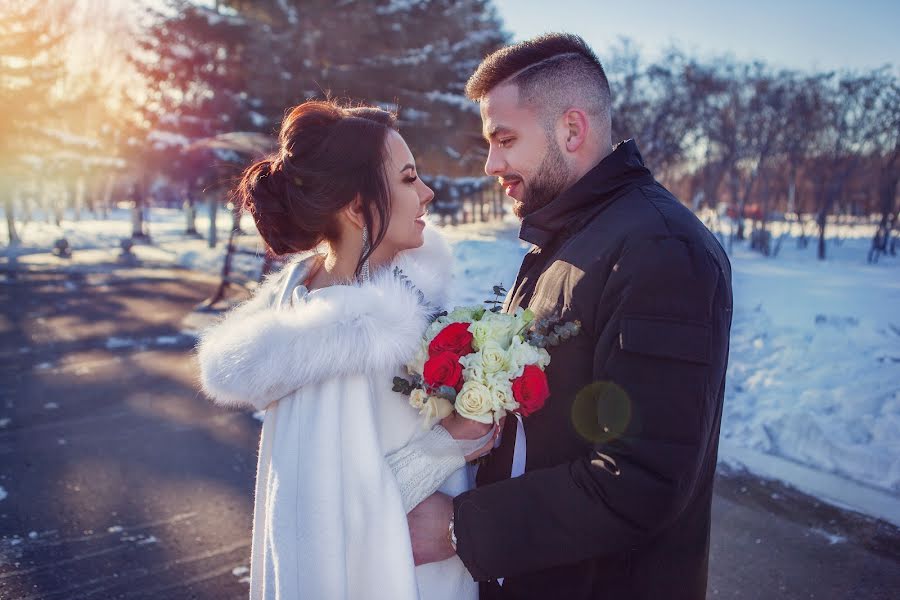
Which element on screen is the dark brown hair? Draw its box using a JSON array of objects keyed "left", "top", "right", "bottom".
[
  {"left": 465, "top": 33, "right": 611, "bottom": 122},
  {"left": 236, "top": 101, "right": 397, "bottom": 273}
]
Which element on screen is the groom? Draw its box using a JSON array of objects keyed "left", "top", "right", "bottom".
[{"left": 408, "top": 33, "right": 733, "bottom": 599}]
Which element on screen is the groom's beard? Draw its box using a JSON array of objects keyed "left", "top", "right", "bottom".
[{"left": 513, "top": 140, "right": 572, "bottom": 219}]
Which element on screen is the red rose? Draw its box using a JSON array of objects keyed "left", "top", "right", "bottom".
[
  {"left": 428, "top": 322, "right": 475, "bottom": 358},
  {"left": 423, "top": 351, "right": 464, "bottom": 391},
  {"left": 511, "top": 365, "right": 550, "bottom": 416}
]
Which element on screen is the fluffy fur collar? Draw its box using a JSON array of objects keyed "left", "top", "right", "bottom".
[{"left": 197, "top": 226, "right": 452, "bottom": 411}]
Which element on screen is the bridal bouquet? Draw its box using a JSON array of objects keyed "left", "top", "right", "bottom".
[{"left": 393, "top": 289, "right": 581, "bottom": 427}]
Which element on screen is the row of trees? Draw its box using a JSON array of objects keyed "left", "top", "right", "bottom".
[
  {"left": 2, "top": 0, "right": 509, "bottom": 245},
  {"left": 1, "top": 1, "right": 897, "bottom": 260},
  {"left": 606, "top": 40, "right": 899, "bottom": 258}
]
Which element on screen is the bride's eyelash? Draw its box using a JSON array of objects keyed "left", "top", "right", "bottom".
[{"left": 404, "top": 175, "right": 418, "bottom": 183}]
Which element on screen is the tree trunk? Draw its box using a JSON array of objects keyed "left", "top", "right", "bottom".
[
  {"left": 21, "top": 187, "right": 33, "bottom": 224},
  {"left": 727, "top": 168, "right": 742, "bottom": 253},
  {"left": 207, "top": 193, "right": 218, "bottom": 248},
  {"left": 72, "top": 177, "right": 85, "bottom": 222},
  {"left": 4, "top": 189, "right": 21, "bottom": 246},
  {"left": 231, "top": 200, "right": 242, "bottom": 234},
  {"left": 131, "top": 184, "right": 148, "bottom": 240},
  {"left": 52, "top": 187, "right": 63, "bottom": 227},
  {"left": 184, "top": 191, "right": 198, "bottom": 235},
  {"left": 869, "top": 171, "right": 899, "bottom": 262},
  {"left": 100, "top": 173, "right": 115, "bottom": 219},
  {"left": 817, "top": 182, "right": 840, "bottom": 260}
]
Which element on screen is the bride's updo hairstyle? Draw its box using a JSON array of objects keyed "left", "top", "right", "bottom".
[{"left": 236, "top": 100, "right": 397, "bottom": 273}]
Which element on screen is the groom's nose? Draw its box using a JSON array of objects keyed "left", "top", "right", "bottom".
[{"left": 484, "top": 146, "right": 505, "bottom": 177}]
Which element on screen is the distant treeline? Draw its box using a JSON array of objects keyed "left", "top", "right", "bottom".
[{"left": 1, "top": 2, "right": 896, "bottom": 259}]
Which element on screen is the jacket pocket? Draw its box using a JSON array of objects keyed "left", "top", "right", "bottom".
[{"left": 619, "top": 316, "right": 711, "bottom": 365}]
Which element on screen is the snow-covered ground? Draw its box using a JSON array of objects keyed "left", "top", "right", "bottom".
[{"left": 2, "top": 207, "right": 899, "bottom": 524}]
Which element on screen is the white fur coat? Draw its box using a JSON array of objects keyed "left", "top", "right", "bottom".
[
  {"left": 197, "top": 227, "right": 452, "bottom": 412},
  {"left": 196, "top": 227, "right": 476, "bottom": 600}
]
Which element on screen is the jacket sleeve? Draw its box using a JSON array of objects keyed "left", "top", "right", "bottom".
[{"left": 452, "top": 236, "right": 730, "bottom": 580}]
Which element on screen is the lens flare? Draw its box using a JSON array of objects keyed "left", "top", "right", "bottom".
[{"left": 571, "top": 381, "right": 631, "bottom": 443}]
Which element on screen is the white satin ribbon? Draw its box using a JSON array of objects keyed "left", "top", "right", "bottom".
[{"left": 499, "top": 413, "right": 526, "bottom": 586}]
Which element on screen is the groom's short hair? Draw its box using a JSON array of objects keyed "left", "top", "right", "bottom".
[{"left": 465, "top": 33, "right": 611, "bottom": 129}]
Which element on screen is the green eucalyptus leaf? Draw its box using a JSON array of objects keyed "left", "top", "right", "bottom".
[{"left": 436, "top": 385, "right": 458, "bottom": 401}]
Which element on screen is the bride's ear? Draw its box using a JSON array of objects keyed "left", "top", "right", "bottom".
[{"left": 340, "top": 195, "right": 367, "bottom": 231}]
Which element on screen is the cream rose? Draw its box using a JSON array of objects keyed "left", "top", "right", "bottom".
[
  {"left": 408, "top": 388, "right": 428, "bottom": 410},
  {"left": 419, "top": 395, "right": 454, "bottom": 429},
  {"left": 454, "top": 381, "right": 495, "bottom": 424}
]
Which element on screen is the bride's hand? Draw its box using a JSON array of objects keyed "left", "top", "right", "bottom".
[
  {"left": 441, "top": 411, "right": 493, "bottom": 439},
  {"left": 441, "top": 413, "right": 504, "bottom": 462}
]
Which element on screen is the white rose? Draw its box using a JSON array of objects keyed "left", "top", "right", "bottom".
[
  {"left": 479, "top": 341, "right": 510, "bottom": 375},
  {"left": 508, "top": 336, "right": 551, "bottom": 377},
  {"left": 408, "top": 388, "right": 428, "bottom": 410},
  {"left": 487, "top": 379, "right": 519, "bottom": 412},
  {"left": 470, "top": 314, "right": 518, "bottom": 351},
  {"left": 420, "top": 395, "right": 454, "bottom": 429},
  {"left": 454, "top": 381, "right": 495, "bottom": 424},
  {"left": 460, "top": 361, "right": 486, "bottom": 386},
  {"left": 446, "top": 306, "right": 482, "bottom": 323}
]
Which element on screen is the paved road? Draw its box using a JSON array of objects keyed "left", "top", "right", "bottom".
[{"left": 0, "top": 261, "right": 897, "bottom": 599}]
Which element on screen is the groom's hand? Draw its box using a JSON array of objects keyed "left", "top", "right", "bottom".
[{"left": 407, "top": 492, "right": 455, "bottom": 566}]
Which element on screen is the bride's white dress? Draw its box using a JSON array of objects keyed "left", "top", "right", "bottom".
[{"left": 197, "top": 228, "right": 478, "bottom": 600}]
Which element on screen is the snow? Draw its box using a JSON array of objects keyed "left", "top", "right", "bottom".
[
  {"left": 2, "top": 206, "right": 898, "bottom": 524},
  {"left": 33, "top": 127, "right": 100, "bottom": 150},
  {"left": 170, "top": 43, "right": 194, "bottom": 60},
  {"left": 438, "top": 217, "right": 900, "bottom": 524},
  {"left": 106, "top": 337, "right": 136, "bottom": 349},
  {"left": 424, "top": 91, "right": 479, "bottom": 114},
  {"left": 375, "top": 0, "right": 423, "bottom": 15},
  {"left": 722, "top": 241, "right": 900, "bottom": 494},
  {"left": 810, "top": 528, "right": 847, "bottom": 545},
  {"left": 147, "top": 130, "right": 190, "bottom": 150},
  {"left": 248, "top": 111, "right": 268, "bottom": 128}
]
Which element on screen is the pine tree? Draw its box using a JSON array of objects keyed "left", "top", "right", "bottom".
[
  {"left": 127, "top": 0, "right": 259, "bottom": 239},
  {"left": 251, "top": 0, "right": 509, "bottom": 175},
  {"left": 0, "top": 0, "right": 70, "bottom": 244},
  {"left": 131, "top": 0, "right": 508, "bottom": 179}
]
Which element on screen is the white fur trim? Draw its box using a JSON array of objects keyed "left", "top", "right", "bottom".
[{"left": 196, "top": 226, "right": 451, "bottom": 410}]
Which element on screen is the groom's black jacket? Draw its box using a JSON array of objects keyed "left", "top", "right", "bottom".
[{"left": 453, "top": 140, "right": 732, "bottom": 600}]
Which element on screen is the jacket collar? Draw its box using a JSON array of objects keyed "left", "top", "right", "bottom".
[{"left": 519, "top": 139, "right": 654, "bottom": 248}]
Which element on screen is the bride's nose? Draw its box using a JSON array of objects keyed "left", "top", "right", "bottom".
[{"left": 419, "top": 180, "right": 435, "bottom": 205}]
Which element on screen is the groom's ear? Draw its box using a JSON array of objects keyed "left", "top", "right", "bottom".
[
  {"left": 563, "top": 108, "right": 589, "bottom": 153},
  {"left": 341, "top": 194, "right": 367, "bottom": 230}
]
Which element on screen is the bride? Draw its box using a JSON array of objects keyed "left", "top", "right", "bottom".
[{"left": 196, "top": 100, "right": 494, "bottom": 600}]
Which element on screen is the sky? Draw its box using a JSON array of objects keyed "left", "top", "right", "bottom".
[{"left": 492, "top": 0, "right": 899, "bottom": 72}]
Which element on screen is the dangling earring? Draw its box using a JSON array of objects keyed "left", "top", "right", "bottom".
[{"left": 359, "top": 225, "right": 371, "bottom": 284}]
